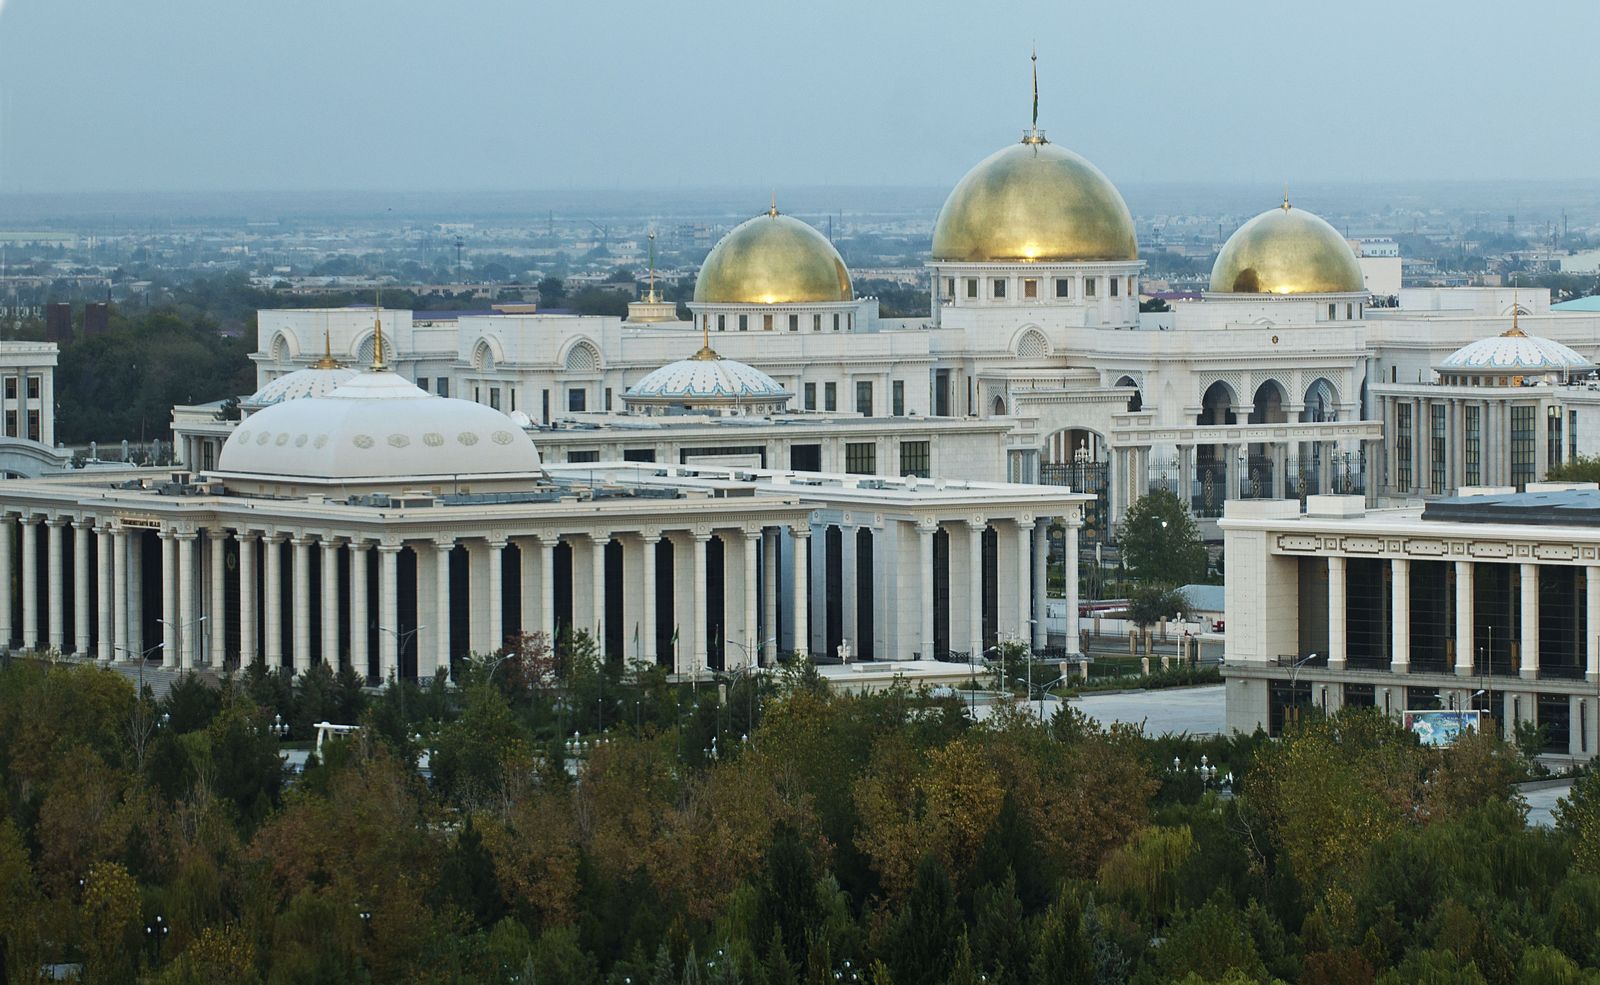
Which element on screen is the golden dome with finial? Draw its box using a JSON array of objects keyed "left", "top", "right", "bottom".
[
  {"left": 693, "top": 200, "right": 853, "bottom": 305},
  {"left": 931, "top": 53, "right": 1136, "bottom": 263},
  {"left": 1209, "top": 195, "right": 1365, "bottom": 294}
]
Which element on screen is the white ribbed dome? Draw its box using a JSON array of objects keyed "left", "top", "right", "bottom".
[
  {"left": 218, "top": 371, "right": 542, "bottom": 479},
  {"left": 1437, "top": 330, "right": 1594, "bottom": 377},
  {"left": 623, "top": 349, "right": 791, "bottom": 416},
  {"left": 243, "top": 366, "right": 360, "bottom": 409}
]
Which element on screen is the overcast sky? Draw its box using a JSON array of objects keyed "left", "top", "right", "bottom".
[{"left": 0, "top": 0, "right": 1595, "bottom": 194}]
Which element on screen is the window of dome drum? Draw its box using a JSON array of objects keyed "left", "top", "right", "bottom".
[
  {"left": 1055, "top": 278, "right": 1070, "bottom": 298},
  {"left": 993, "top": 279, "right": 1006, "bottom": 299},
  {"left": 1024, "top": 279, "right": 1037, "bottom": 298}
]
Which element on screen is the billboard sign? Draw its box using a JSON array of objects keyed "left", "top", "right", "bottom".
[{"left": 1402, "top": 709, "right": 1481, "bottom": 747}]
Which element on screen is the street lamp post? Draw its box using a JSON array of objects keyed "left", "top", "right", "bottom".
[{"left": 156, "top": 614, "right": 206, "bottom": 670}]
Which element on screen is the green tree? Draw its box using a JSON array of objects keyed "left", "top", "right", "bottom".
[
  {"left": 1556, "top": 768, "right": 1600, "bottom": 875},
  {"left": 1126, "top": 583, "right": 1192, "bottom": 632},
  {"left": 1546, "top": 454, "right": 1600, "bottom": 483},
  {"left": 1117, "top": 488, "right": 1208, "bottom": 584}
]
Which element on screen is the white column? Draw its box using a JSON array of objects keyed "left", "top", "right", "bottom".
[
  {"left": 762, "top": 528, "right": 778, "bottom": 665},
  {"left": 434, "top": 540, "right": 452, "bottom": 679},
  {"left": 967, "top": 520, "right": 984, "bottom": 660},
  {"left": 743, "top": 530, "right": 759, "bottom": 670},
  {"left": 176, "top": 531, "right": 198, "bottom": 670},
  {"left": 209, "top": 531, "right": 227, "bottom": 668},
  {"left": 1521, "top": 562, "right": 1540, "bottom": 679},
  {"left": 20, "top": 517, "right": 38, "bottom": 650},
  {"left": 1390, "top": 557, "right": 1409, "bottom": 674},
  {"left": 239, "top": 533, "right": 257, "bottom": 668},
  {"left": 1327, "top": 555, "right": 1348, "bottom": 669},
  {"left": 591, "top": 534, "right": 607, "bottom": 655},
  {"left": 96, "top": 526, "right": 113, "bottom": 661},
  {"left": 691, "top": 532, "right": 710, "bottom": 676},
  {"left": 158, "top": 529, "right": 176, "bottom": 667},
  {"left": 486, "top": 539, "right": 505, "bottom": 654},
  {"left": 113, "top": 527, "right": 129, "bottom": 661},
  {"left": 291, "top": 536, "right": 312, "bottom": 674},
  {"left": 540, "top": 537, "right": 557, "bottom": 645},
  {"left": 1456, "top": 560, "right": 1475, "bottom": 677},
  {"left": 1032, "top": 519, "right": 1048, "bottom": 651},
  {"left": 377, "top": 544, "right": 400, "bottom": 682},
  {"left": 71, "top": 521, "right": 90, "bottom": 656},
  {"left": 641, "top": 532, "right": 658, "bottom": 666},
  {"left": 1588, "top": 566, "right": 1600, "bottom": 683},
  {"left": 791, "top": 525, "right": 810, "bottom": 659},
  {"left": 46, "top": 519, "right": 64, "bottom": 653},
  {"left": 1065, "top": 516, "right": 1081, "bottom": 656},
  {"left": 263, "top": 535, "right": 283, "bottom": 670},
  {"left": 350, "top": 541, "right": 369, "bottom": 678},
  {"left": 320, "top": 539, "right": 340, "bottom": 669},
  {"left": 1016, "top": 520, "right": 1032, "bottom": 649},
  {"left": 0, "top": 514, "right": 12, "bottom": 650},
  {"left": 918, "top": 521, "right": 936, "bottom": 660}
]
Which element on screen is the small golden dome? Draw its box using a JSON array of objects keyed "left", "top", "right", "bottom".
[
  {"left": 1209, "top": 202, "right": 1364, "bottom": 294},
  {"left": 932, "top": 138, "right": 1137, "bottom": 263},
  {"left": 693, "top": 208, "right": 852, "bottom": 304}
]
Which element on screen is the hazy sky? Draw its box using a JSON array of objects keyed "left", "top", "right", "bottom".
[{"left": 1, "top": 0, "right": 1596, "bottom": 194}]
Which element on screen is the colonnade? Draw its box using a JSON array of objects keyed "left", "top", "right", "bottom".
[{"left": 0, "top": 504, "right": 1083, "bottom": 676}]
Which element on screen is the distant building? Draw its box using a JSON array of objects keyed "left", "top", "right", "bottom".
[
  {"left": 45, "top": 304, "right": 72, "bottom": 343},
  {"left": 1354, "top": 238, "right": 1403, "bottom": 297}
]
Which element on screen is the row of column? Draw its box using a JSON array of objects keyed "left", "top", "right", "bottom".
[{"left": 1325, "top": 555, "right": 1600, "bottom": 681}]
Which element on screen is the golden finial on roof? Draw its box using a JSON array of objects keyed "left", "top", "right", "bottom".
[
  {"left": 768, "top": 192, "right": 778, "bottom": 218},
  {"left": 1504, "top": 281, "right": 1526, "bottom": 337},
  {"left": 1282, "top": 184, "right": 1291, "bottom": 211},
  {"left": 370, "top": 287, "right": 389, "bottom": 371},
  {"left": 311, "top": 329, "right": 341, "bottom": 369}
]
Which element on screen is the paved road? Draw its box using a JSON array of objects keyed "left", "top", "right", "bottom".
[
  {"left": 1069, "top": 684, "right": 1226, "bottom": 737},
  {"left": 1524, "top": 782, "right": 1571, "bottom": 829}
]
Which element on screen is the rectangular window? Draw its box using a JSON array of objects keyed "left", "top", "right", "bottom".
[
  {"left": 1465, "top": 405, "right": 1481, "bottom": 486},
  {"left": 804, "top": 382, "right": 816, "bottom": 410},
  {"left": 1127, "top": 276, "right": 1135, "bottom": 295},
  {"left": 899, "top": 440, "right": 931, "bottom": 478},
  {"left": 892, "top": 380, "right": 905, "bottom": 416},
  {"left": 739, "top": 314, "right": 748, "bottom": 332},
  {"left": 717, "top": 314, "right": 726, "bottom": 332},
  {"left": 26, "top": 377, "right": 38, "bottom": 399},
  {"left": 763, "top": 313, "right": 773, "bottom": 331},
  {"left": 26, "top": 411, "right": 38, "bottom": 442},
  {"left": 489, "top": 387, "right": 501, "bottom": 411},
  {"left": 992, "top": 278, "right": 1007, "bottom": 299},
  {"left": 945, "top": 277, "right": 955, "bottom": 297},
  {"left": 1023, "top": 279, "right": 1038, "bottom": 299},
  {"left": 1511, "top": 405, "right": 1536, "bottom": 490},
  {"left": 855, "top": 380, "right": 873, "bottom": 416},
  {"left": 1055, "top": 278, "right": 1071, "bottom": 298},
  {"left": 437, "top": 378, "right": 449, "bottom": 397},
  {"left": 623, "top": 448, "right": 656, "bottom": 463},
  {"left": 844, "top": 441, "right": 876, "bottom": 475},
  {"left": 1085, "top": 277, "right": 1097, "bottom": 297},
  {"left": 542, "top": 390, "right": 550, "bottom": 423},
  {"left": 1548, "top": 405, "right": 1564, "bottom": 470},
  {"left": 1109, "top": 277, "right": 1120, "bottom": 297},
  {"left": 788, "top": 314, "right": 798, "bottom": 332},
  {"left": 1430, "top": 403, "right": 1447, "bottom": 495},
  {"left": 824, "top": 382, "right": 837, "bottom": 412},
  {"left": 1395, "top": 402, "right": 1413, "bottom": 491},
  {"left": 966, "top": 278, "right": 978, "bottom": 298},
  {"left": 4, "top": 411, "right": 14, "bottom": 437},
  {"left": 567, "top": 450, "right": 599, "bottom": 463},
  {"left": 510, "top": 389, "right": 516, "bottom": 412},
  {"left": 1571, "top": 410, "right": 1579, "bottom": 463},
  {"left": 3, "top": 377, "right": 15, "bottom": 400},
  {"left": 568, "top": 388, "right": 587, "bottom": 412},
  {"left": 416, "top": 378, "right": 429, "bottom": 393},
  {"left": 813, "top": 314, "right": 822, "bottom": 331},
  {"left": 604, "top": 387, "right": 613, "bottom": 411},
  {"left": 474, "top": 386, "right": 482, "bottom": 404},
  {"left": 1328, "top": 303, "right": 1337, "bottom": 320},
  {"left": 1347, "top": 303, "right": 1354, "bottom": 319},
  {"left": 832, "top": 314, "right": 840, "bottom": 331}
]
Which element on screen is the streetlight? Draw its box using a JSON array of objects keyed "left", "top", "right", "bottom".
[
  {"left": 1284, "top": 652, "right": 1317, "bottom": 729},
  {"left": 377, "top": 624, "right": 427, "bottom": 682},
  {"left": 156, "top": 614, "right": 206, "bottom": 669},
  {"left": 269, "top": 713, "right": 290, "bottom": 739}
]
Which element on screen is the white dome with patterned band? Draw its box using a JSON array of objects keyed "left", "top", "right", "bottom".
[
  {"left": 242, "top": 366, "right": 360, "bottom": 409},
  {"left": 1436, "top": 328, "right": 1594, "bottom": 378},
  {"left": 218, "top": 370, "right": 541, "bottom": 479},
  {"left": 623, "top": 348, "right": 791, "bottom": 416}
]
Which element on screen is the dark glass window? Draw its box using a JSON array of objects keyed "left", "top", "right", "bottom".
[
  {"left": 899, "top": 440, "right": 930, "bottom": 478},
  {"left": 845, "top": 442, "right": 875, "bottom": 475},
  {"left": 1464, "top": 405, "right": 1481, "bottom": 486},
  {"left": 1395, "top": 403, "right": 1413, "bottom": 491},
  {"left": 1511, "top": 405, "right": 1535, "bottom": 490}
]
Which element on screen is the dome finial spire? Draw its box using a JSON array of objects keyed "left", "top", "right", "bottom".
[
  {"left": 1505, "top": 277, "right": 1526, "bottom": 337},
  {"left": 1282, "top": 183, "right": 1290, "bottom": 211},
  {"left": 370, "top": 287, "right": 389, "bottom": 371},
  {"left": 312, "top": 328, "right": 341, "bottom": 369},
  {"left": 646, "top": 228, "right": 658, "bottom": 303},
  {"left": 768, "top": 191, "right": 778, "bottom": 218}
]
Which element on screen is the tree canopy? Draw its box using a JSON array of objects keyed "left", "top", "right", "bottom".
[{"left": 1118, "top": 488, "right": 1210, "bottom": 585}]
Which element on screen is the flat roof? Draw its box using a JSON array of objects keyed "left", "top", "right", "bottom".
[{"left": 1422, "top": 488, "right": 1600, "bottom": 526}]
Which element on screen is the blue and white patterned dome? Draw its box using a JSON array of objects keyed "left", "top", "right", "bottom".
[
  {"left": 624, "top": 348, "right": 791, "bottom": 416},
  {"left": 243, "top": 366, "right": 360, "bottom": 409},
  {"left": 1436, "top": 328, "right": 1593, "bottom": 378}
]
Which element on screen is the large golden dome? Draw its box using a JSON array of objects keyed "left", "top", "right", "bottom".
[
  {"left": 693, "top": 208, "right": 853, "bottom": 304},
  {"left": 931, "top": 138, "right": 1137, "bottom": 263},
  {"left": 1209, "top": 202, "right": 1364, "bottom": 294}
]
